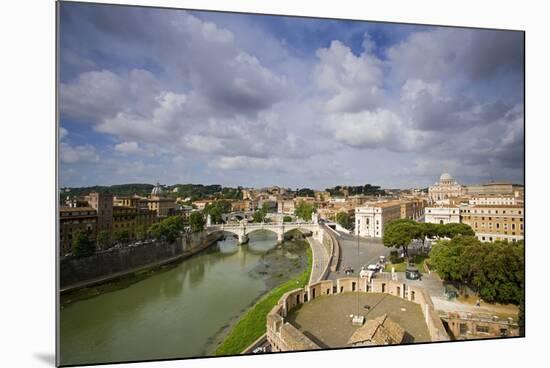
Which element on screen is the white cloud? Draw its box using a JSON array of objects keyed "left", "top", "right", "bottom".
[
  {"left": 114, "top": 141, "right": 140, "bottom": 155},
  {"left": 59, "top": 126, "right": 68, "bottom": 140},
  {"left": 60, "top": 143, "right": 99, "bottom": 164},
  {"left": 209, "top": 156, "right": 284, "bottom": 171},
  {"left": 313, "top": 39, "right": 383, "bottom": 113}
]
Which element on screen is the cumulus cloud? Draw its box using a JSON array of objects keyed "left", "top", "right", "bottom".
[
  {"left": 60, "top": 143, "right": 99, "bottom": 164},
  {"left": 313, "top": 40, "right": 384, "bottom": 113},
  {"left": 58, "top": 3, "right": 524, "bottom": 187},
  {"left": 114, "top": 141, "right": 141, "bottom": 155}
]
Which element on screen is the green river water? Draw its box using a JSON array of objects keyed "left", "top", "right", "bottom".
[{"left": 59, "top": 230, "right": 308, "bottom": 366}]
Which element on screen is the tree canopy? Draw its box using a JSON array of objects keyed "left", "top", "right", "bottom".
[
  {"left": 430, "top": 237, "right": 524, "bottom": 305},
  {"left": 189, "top": 211, "right": 205, "bottom": 232},
  {"left": 72, "top": 230, "right": 95, "bottom": 258},
  {"left": 335, "top": 211, "right": 352, "bottom": 230},
  {"left": 148, "top": 215, "right": 185, "bottom": 242},
  {"left": 294, "top": 200, "right": 315, "bottom": 221},
  {"left": 203, "top": 200, "right": 232, "bottom": 224},
  {"left": 252, "top": 203, "right": 269, "bottom": 223}
]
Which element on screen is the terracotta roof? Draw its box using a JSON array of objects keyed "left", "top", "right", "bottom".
[{"left": 347, "top": 314, "right": 405, "bottom": 346}]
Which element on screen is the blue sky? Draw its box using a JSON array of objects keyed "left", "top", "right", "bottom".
[{"left": 58, "top": 2, "right": 524, "bottom": 189}]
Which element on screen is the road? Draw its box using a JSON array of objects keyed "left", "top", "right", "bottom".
[{"left": 326, "top": 230, "right": 391, "bottom": 280}]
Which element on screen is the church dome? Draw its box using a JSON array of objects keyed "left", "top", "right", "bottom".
[
  {"left": 440, "top": 172, "right": 454, "bottom": 182},
  {"left": 151, "top": 182, "right": 164, "bottom": 196}
]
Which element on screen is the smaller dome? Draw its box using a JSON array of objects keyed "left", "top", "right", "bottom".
[
  {"left": 440, "top": 172, "right": 453, "bottom": 181},
  {"left": 151, "top": 182, "right": 164, "bottom": 196}
]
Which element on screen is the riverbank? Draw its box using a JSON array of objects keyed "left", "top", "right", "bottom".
[
  {"left": 61, "top": 231, "right": 223, "bottom": 293},
  {"left": 214, "top": 245, "right": 312, "bottom": 356}
]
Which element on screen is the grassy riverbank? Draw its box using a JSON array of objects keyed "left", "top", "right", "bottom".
[{"left": 214, "top": 245, "right": 312, "bottom": 356}]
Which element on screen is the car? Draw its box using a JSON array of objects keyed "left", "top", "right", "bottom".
[
  {"left": 367, "top": 264, "right": 380, "bottom": 272},
  {"left": 405, "top": 266, "right": 421, "bottom": 280},
  {"left": 252, "top": 347, "right": 266, "bottom": 354}
]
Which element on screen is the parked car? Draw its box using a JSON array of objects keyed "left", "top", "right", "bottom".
[
  {"left": 405, "top": 266, "right": 421, "bottom": 280},
  {"left": 367, "top": 264, "right": 381, "bottom": 272}
]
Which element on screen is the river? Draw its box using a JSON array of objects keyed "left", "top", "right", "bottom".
[{"left": 59, "top": 230, "right": 309, "bottom": 366}]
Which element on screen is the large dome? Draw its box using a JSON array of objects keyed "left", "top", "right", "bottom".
[
  {"left": 151, "top": 182, "right": 164, "bottom": 196},
  {"left": 440, "top": 172, "right": 454, "bottom": 182}
]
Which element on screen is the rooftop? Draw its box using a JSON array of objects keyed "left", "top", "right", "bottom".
[{"left": 285, "top": 292, "right": 430, "bottom": 348}]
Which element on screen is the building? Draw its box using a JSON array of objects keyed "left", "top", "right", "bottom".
[
  {"left": 85, "top": 192, "right": 113, "bottom": 233},
  {"left": 428, "top": 172, "right": 464, "bottom": 204},
  {"left": 445, "top": 312, "right": 519, "bottom": 339},
  {"left": 347, "top": 314, "right": 405, "bottom": 346},
  {"left": 425, "top": 206, "right": 461, "bottom": 225},
  {"left": 231, "top": 200, "right": 256, "bottom": 212},
  {"left": 59, "top": 207, "right": 97, "bottom": 255},
  {"left": 466, "top": 181, "right": 523, "bottom": 196},
  {"left": 400, "top": 199, "right": 426, "bottom": 220},
  {"left": 460, "top": 204, "right": 524, "bottom": 242},
  {"left": 278, "top": 200, "right": 296, "bottom": 215},
  {"left": 355, "top": 201, "right": 403, "bottom": 238},
  {"left": 469, "top": 195, "right": 519, "bottom": 206},
  {"left": 355, "top": 200, "right": 425, "bottom": 238},
  {"left": 112, "top": 205, "right": 137, "bottom": 236},
  {"left": 148, "top": 182, "right": 176, "bottom": 217},
  {"left": 192, "top": 199, "right": 213, "bottom": 211}
]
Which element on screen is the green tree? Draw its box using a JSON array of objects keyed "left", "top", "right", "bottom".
[
  {"left": 429, "top": 237, "right": 524, "bottom": 305},
  {"left": 335, "top": 211, "right": 351, "bottom": 230},
  {"left": 443, "top": 223, "right": 475, "bottom": 238},
  {"left": 296, "top": 188, "right": 315, "bottom": 197},
  {"left": 204, "top": 200, "right": 232, "bottom": 224},
  {"left": 96, "top": 230, "right": 111, "bottom": 250},
  {"left": 283, "top": 215, "right": 293, "bottom": 223},
  {"left": 72, "top": 230, "right": 95, "bottom": 258},
  {"left": 294, "top": 200, "right": 315, "bottom": 221},
  {"left": 252, "top": 204, "right": 269, "bottom": 223},
  {"left": 189, "top": 211, "right": 205, "bottom": 232},
  {"left": 135, "top": 224, "right": 147, "bottom": 241},
  {"left": 113, "top": 229, "right": 131, "bottom": 245},
  {"left": 382, "top": 219, "right": 421, "bottom": 260}
]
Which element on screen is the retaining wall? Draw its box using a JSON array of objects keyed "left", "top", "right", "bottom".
[{"left": 60, "top": 231, "right": 222, "bottom": 290}]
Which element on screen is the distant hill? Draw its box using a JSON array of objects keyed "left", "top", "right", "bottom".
[
  {"left": 61, "top": 183, "right": 243, "bottom": 202},
  {"left": 60, "top": 184, "right": 155, "bottom": 198}
]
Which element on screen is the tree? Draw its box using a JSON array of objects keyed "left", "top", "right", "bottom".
[
  {"left": 335, "top": 211, "right": 351, "bottom": 230},
  {"left": 135, "top": 224, "right": 147, "bottom": 241},
  {"left": 429, "top": 237, "right": 524, "bottom": 305},
  {"left": 96, "top": 230, "right": 111, "bottom": 250},
  {"left": 429, "top": 236, "right": 473, "bottom": 281},
  {"left": 113, "top": 229, "right": 131, "bottom": 245},
  {"left": 189, "top": 211, "right": 205, "bottom": 232},
  {"left": 294, "top": 200, "right": 315, "bottom": 221},
  {"left": 382, "top": 219, "right": 421, "bottom": 260},
  {"left": 283, "top": 215, "right": 293, "bottom": 223},
  {"left": 252, "top": 203, "right": 269, "bottom": 223},
  {"left": 204, "top": 200, "right": 232, "bottom": 224},
  {"left": 296, "top": 188, "right": 315, "bottom": 197},
  {"left": 443, "top": 223, "right": 475, "bottom": 238},
  {"left": 72, "top": 230, "right": 95, "bottom": 258}
]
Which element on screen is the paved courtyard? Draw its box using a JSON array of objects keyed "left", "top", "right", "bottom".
[{"left": 286, "top": 293, "right": 431, "bottom": 348}]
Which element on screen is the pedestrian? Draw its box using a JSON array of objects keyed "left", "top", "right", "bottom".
[{"left": 476, "top": 299, "right": 480, "bottom": 307}]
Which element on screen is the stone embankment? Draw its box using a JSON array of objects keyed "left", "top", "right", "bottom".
[{"left": 60, "top": 231, "right": 223, "bottom": 291}]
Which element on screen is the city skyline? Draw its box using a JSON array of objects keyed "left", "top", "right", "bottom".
[{"left": 59, "top": 3, "right": 524, "bottom": 189}]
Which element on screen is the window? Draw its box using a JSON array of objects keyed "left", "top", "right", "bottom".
[{"left": 476, "top": 325, "right": 490, "bottom": 333}]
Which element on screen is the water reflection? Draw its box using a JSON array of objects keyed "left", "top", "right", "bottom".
[{"left": 60, "top": 230, "right": 307, "bottom": 366}]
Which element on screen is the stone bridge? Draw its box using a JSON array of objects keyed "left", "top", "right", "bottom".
[
  {"left": 221, "top": 211, "right": 255, "bottom": 223},
  {"left": 207, "top": 221, "right": 323, "bottom": 244}
]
